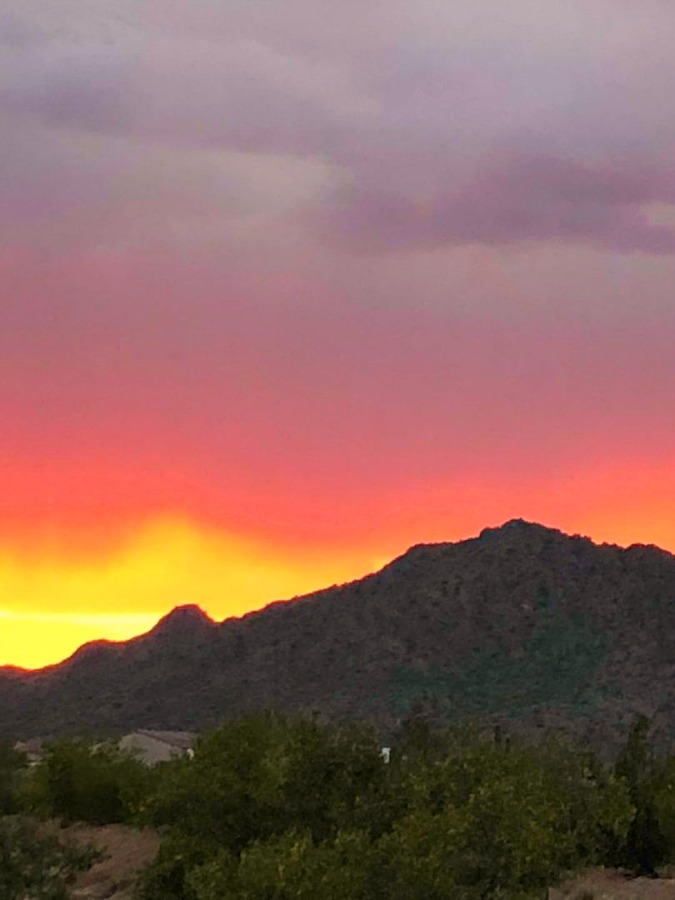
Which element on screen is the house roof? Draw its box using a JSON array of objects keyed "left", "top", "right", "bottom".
[
  {"left": 14, "top": 738, "right": 44, "bottom": 755},
  {"left": 128, "top": 730, "right": 196, "bottom": 750}
]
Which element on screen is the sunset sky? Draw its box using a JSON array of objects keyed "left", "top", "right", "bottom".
[{"left": 2, "top": 0, "right": 675, "bottom": 667}]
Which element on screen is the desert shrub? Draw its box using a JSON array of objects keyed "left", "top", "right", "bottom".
[
  {"left": 185, "top": 829, "right": 385, "bottom": 900},
  {"left": 26, "top": 738, "right": 147, "bottom": 825},
  {"left": 138, "top": 713, "right": 392, "bottom": 898},
  {"left": 0, "top": 741, "right": 27, "bottom": 814},
  {"left": 611, "top": 715, "right": 675, "bottom": 873},
  {"left": 0, "top": 815, "right": 99, "bottom": 899},
  {"left": 145, "top": 713, "right": 389, "bottom": 848},
  {"left": 135, "top": 832, "right": 208, "bottom": 900},
  {"left": 374, "top": 735, "right": 631, "bottom": 900},
  {"left": 137, "top": 714, "right": 634, "bottom": 900}
]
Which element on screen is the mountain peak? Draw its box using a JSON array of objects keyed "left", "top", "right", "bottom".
[
  {"left": 7, "top": 522, "right": 675, "bottom": 746},
  {"left": 151, "top": 604, "right": 215, "bottom": 635},
  {"left": 478, "top": 519, "right": 567, "bottom": 541}
]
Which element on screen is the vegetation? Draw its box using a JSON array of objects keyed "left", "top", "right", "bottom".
[
  {"left": 610, "top": 714, "right": 675, "bottom": 874},
  {"left": 394, "top": 607, "right": 608, "bottom": 720},
  {"left": 0, "top": 738, "right": 138, "bottom": 897},
  {"left": 135, "top": 713, "right": 636, "bottom": 900},
  {"left": 23, "top": 738, "right": 148, "bottom": 825},
  {"left": 0, "top": 815, "right": 99, "bottom": 900},
  {"left": 7, "top": 714, "right": 675, "bottom": 897},
  {"left": 0, "top": 741, "right": 27, "bottom": 814}
]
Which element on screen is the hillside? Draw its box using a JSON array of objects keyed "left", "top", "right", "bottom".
[{"left": 2, "top": 519, "right": 675, "bottom": 744}]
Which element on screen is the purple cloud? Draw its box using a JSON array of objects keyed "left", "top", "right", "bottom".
[
  {"left": 315, "top": 154, "right": 675, "bottom": 254},
  {"left": 3, "top": 0, "right": 675, "bottom": 255}
]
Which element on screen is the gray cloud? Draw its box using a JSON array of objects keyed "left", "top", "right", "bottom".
[
  {"left": 3, "top": 0, "right": 675, "bottom": 258},
  {"left": 314, "top": 154, "right": 675, "bottom": 254}
]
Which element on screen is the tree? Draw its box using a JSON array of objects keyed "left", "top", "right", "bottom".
[
  {"left": 0, "top": 741, "right": 27, "bottom": 814},
  {"left": 613, "top": 715, "right": 669, "bottom": 873},
  {"left": 27, "top": 739, "right": 147, "bottom": 825},
  {"left": 138, "top": 714, "right": 634, "bottom": 900}
]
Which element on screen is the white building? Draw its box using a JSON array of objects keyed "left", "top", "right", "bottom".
[{"left": 119, "top": 729, "right": 196, "bottom": 765}]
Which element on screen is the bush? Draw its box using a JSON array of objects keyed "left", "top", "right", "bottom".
[
  {"left": 0, "top": 741, "right": 27, "bottom": 815},
  {"left": 611, "top": 715, "right": 675, "bottom": 873},
  {"left": 26, "top": 738, "right": 147, "bottom": 825},
  {"left": 137, "top": 715, "right": 635, "bottom": 900},
  {"left": 0, "top": 815, "right": 99, "bottom": 899}
]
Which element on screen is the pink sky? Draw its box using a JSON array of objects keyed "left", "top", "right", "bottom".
[{"left": 2, "top": 0, "right": 675, "bottom": 664}]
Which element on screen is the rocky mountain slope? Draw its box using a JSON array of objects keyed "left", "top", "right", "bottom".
[{"left": 2, "top": 519, "right": 675, "bottom": 745}]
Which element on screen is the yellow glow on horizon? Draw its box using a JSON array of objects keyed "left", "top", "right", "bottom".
[
  {"left": 0, "top": 610, "right": 159, "bottom": 669},
  {"left": 0, "top": 518, "right": 381, "bottom": 669},
  {"left": 4, "top": 465, "right": 675, "bottom": 670}
]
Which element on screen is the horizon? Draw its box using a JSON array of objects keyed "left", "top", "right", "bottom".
[
  {"left": 4, "top": 516, "right": 672, "bottom": 671},
  {"left": 3, "top": 1, "right": 675, "bottom": 667}
]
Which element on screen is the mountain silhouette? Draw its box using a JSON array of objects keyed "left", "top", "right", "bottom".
[{"left": 2, "top": 519, "right": 675, "bottom": 746}]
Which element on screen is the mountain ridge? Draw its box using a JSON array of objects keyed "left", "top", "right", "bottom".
[{"left": 3, "top": 519, "right": 675, "bottom": 746}]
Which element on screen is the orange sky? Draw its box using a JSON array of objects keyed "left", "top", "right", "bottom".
[
  {"left": 4, "top": 460, "right": 675, "bottom": 668},
  {"left": 0, "top": 518, "right": 381, "bottom": 667},
  {"left": 3, "top": 2, "right": 675, "bottom": 668}
]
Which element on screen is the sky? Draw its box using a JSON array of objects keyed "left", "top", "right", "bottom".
[{"left": 2, "top": 0, "right": 675, "bottom": 667}]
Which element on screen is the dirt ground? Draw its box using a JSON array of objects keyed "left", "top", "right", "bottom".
[
  {"left": 552, "top": 868, "right": 675, "bottom": 899},
  {"left": 63, "top": 823, "right": 160, "bottom": 900}
]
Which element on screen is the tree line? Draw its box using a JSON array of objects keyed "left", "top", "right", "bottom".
[{"left": 2, "top": 713, "right": 675, "bottom": 898}]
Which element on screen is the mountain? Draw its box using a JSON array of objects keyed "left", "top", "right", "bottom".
[{"left": 2, "top": 519, "right": 675, "bottom": 746}]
